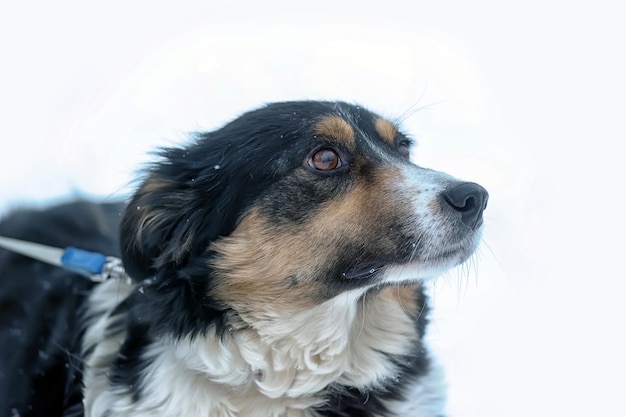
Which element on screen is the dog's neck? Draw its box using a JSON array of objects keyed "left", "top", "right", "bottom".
[{"left": 83, "top": 280, "right": 422, "bottom": 417}]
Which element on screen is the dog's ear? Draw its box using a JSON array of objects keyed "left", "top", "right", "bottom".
[
  {"left": 119, "top": 138, "right": 267, "bottom": 281},
  {"left": 120, "top": 174, "right": 198, "bottom": 280},
  {"left": 119, "top": 112, "right": 290, "bottom": 280}
]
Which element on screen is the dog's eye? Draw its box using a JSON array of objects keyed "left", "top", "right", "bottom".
[
  {"left": 398, "top": 141, "right": 411, "bottom": 159},
  {"left": 309, "top": 148, "right": 342, "bottom": 171}
]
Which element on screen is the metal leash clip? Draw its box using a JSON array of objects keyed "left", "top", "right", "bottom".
[{"left": 94, "top": 256, "right": 130, "bottom": 283}]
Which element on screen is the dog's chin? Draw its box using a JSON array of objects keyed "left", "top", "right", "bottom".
[
  {"left": 375, "top": 234, "right": 482, "bottom": 285},
  {"left": 341, "top": 251, "right": 472, "bottom": 287},
  {"left": 380, "top": 259, "right": 459, "bottom": 285}
]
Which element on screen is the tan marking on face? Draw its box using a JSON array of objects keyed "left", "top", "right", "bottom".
[
  {"left": 210, "top": 209, "right": 329, "bottom": 313},
  {"left": 374, "top": 117, "right": 398, "bottom": 146},
  {"left": 210, "top": 166, "right": 411, "bottom": 316},
  {"left": 313, "top": 115, "right": 355, "bottom": 148}
]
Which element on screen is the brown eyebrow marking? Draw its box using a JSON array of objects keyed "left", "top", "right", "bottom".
[
  {"left": 374, "top": 117, "right": 398, "bottom": 145},
  {"left": 313, "top": 115, "right": 356, "bottom": 148}
]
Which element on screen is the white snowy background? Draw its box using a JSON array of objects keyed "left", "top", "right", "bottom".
[{"left": 1, "top": 1, "right": 625, "bottom": 416}]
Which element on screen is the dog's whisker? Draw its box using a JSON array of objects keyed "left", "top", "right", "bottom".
[
  {"left": 356, "top": 288, "right": 368, "bottom": 343},
  {"left": 395, "top": 284, "right": 412, "bottom": 317},
  {"left": 396, "top": 84, "right": 447, "bottom": 123},
  {"left": 408, "top": 234, "right": 424, "bottom": 264},
  {"left": 479, "top": 237, "right": 498, "bottom": 263}
]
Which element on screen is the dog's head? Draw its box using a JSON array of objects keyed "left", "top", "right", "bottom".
[{"left": 120, "top": 101, "right": 487, "bottom": 318}]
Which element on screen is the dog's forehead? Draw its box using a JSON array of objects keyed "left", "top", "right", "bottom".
[
  {"left": 249, "top": 101, "right": 392, "bottom": 135},
  {"left": 311, "top": 113, "right": 398, "bottom": 147},
  {"left": 311, "top": 105, "right": 398, "bottom": 145},
  {"left": 257, "top": 104, "right": 399, "bottom": 157}
]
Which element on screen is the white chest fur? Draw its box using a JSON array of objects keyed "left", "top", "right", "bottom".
[{"left": 82, "top": 281, "right": 437, "bottom": 417}]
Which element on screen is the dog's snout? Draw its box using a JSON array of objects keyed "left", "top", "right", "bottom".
[{"left": 441, "top": 182, "right": 489, "bottom": 229}]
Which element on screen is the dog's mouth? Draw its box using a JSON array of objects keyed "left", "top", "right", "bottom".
[
  {"left": 341, "top": 234, "right": 481, "bottom": 283},
  {"left": 341, "top": 262, "right": 386, "bottom": 280},
  {"left": 340, "top": 255, "right": 457, "bottom": 283}
]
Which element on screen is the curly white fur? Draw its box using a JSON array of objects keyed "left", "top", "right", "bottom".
[{"left": 82, "top": 280, "right": 446, "bottom": 417}]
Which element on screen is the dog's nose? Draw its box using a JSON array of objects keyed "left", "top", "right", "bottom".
[{"left": 441, "top": 182, "right": 489, "bottom": 229}]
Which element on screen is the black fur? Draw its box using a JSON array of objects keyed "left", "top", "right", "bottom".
[{"left": 0, "top": 201, "right": 123, "bottom": 417}]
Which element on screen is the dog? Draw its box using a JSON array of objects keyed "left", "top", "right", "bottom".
[{"left": 0, "top": 100, "right": 488, "bottom": 417}]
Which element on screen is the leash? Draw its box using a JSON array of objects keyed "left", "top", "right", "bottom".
[{"left": 0, "top": 236, "right": 129, "bottom": 283}]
